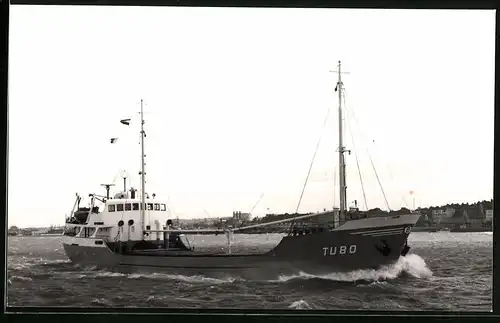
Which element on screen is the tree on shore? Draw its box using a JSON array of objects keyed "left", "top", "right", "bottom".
[{"left": 249, "top": 199, "right": 493, "bottom": 225}]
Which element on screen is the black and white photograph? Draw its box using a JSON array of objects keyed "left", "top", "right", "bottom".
[{"left": 6, "top": 5, "right": 494, "bottom": 311}]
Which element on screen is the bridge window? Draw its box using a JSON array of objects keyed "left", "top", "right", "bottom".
[
  {"left": 108, "top": 205, "right": 115, "bottom": 212},
  {"left": 161, "top": 204, "right": 166, "bottom": 211},
  {"left": 132, "top": 203, "right": 139, "bottom": 210},
  {"left": 125, "top": 203, "right": 132, "bottom": 211},
  {"left": 154, "top": 203, "right": 160, "bottom": 211},
  {"left": 147, "top": 203, "right": 153, "bottom": 210},
  {"left": 117, "top": 204, "right": 124, "bottom": 212}
]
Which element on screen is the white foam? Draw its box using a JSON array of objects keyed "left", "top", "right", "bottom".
[
  {"left": 275, "top": 254, "right": 433, "bottom": 283},
  {"left": 8, "top": 263, "right": 30, "bottom": 270},
  {"left": 75, "top": 264, "right": 98, "bottom": 271},
  {"left": 68, "top": 254, "right": 432, "bottom": 286},
  {"left": 95, "top": 271, "right": 127, "bottom": 278},
  {"left": 289, "top": 300, "right": 312, "bottom": 309},
  {"left": 357, "top": 280, "right": 389, "bottom": 288},
  {"left": 41, "top": 259, "right": 70, "bottom": 265},
  {"left": 91, "top": 298, "right": 113, "bottom": 306},
  {"left": 394, "top": 254, "right": 433, "bottom": 278},
  {"left": 9, "top": 275, "right": 33, "bottom": 282},
  {"left": 127, "top": 272, "right": 236, "bottom": 284}
]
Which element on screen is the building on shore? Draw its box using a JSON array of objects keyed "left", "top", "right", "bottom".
[
  {"left": 420, "top": 202, "right": 493, "bottom": 231},
  {"left": 431, "top": 207, "right": 456, "bottom": 225},
  {"left": 485, "top": 209, "right": 493, "bottom": 225},
  {"left": 232, "top": 211, "right": 251, "bottom": 222}
]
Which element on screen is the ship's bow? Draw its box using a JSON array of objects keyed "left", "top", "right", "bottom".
[{"left": 269, "top": 213, "right": 421, "bottom": 274}]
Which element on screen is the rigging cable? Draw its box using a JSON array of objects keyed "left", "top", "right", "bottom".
[
  {"left": 238, "top": 192, "right": 265, "bottom": 230},
  {"left": 342, "top": 89, "right": 391, "bottom": 211},
  {"left": 343, "top": 91, "right": 369, "bottom": 211},
  {"left": 288, "top": 103, "right": 333, "bottom": 235},
  {"left": 110, "top": 169, "right": 124, "bottom": 188},
  {"left": 373, "top": 139, "right": 410, "bottom": 209},
  {"left": 366, "top": 142, "right": 391, "bottom": 211}
]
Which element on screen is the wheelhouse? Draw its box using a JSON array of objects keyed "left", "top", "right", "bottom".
[{"left": 106, "top": 201, "right": 168, "bottom": 213}]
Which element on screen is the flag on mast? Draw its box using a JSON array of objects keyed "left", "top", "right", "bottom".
[{"left": 120, "top": 119, "right": 131, "bottom": 125}]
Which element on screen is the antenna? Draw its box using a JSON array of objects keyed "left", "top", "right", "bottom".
[
  {"left": 100, "top": 184, "right": 115, "bottom": 199},
  {"left": 121, "top": 170, "right": 129, "bottom": 192}
]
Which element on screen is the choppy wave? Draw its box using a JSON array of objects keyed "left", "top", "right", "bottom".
[
  {"left": 9, "top": 275, "right": 33, "bottom": 282},
  {"left": 6, "top": 233, "right": 492, "bottom": 310},
  {"left": 60, "top": 254, "right": 431, "bottom": 286},
  {"left": 288, "top": 300, "right": 312, "bottom": 309},
  {"left": 127, "top": 272, "right": 237, "bottom": 284},
  {"left": 91, "top": 298, "right": 114, "bottom": 307},
  {"left": 274, "top": 254, "right": 432, "bottom": 283},
  {"left": 8, "top": 258, "right": 71, "bottom": 271},
  {"left": 9, "top": 253, "right": 433, "bottom": 286},
  {"left": 73, "top": 269, "right": 237, "bottom": 285},
  {"left": 357, "top": 280, "right": 390, "bottom": 288}
]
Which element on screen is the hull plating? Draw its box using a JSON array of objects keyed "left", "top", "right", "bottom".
[{"left": 63, "top": 221, "right": 415, "bottom": 278}]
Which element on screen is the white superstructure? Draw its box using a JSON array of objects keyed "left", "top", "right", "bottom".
[
  {"left": 64, "top": 99, "right": 174, "bottom": 245},
  {"left": 65, "top": 191, "right": 171, "bottom": 243}
]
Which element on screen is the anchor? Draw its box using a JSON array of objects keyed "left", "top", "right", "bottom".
[{"left": 375, "top": 239, "right": 391, "bottom": 256}]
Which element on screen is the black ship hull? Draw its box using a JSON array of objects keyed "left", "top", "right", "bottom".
[{"left": 63, "top": 215, "right": 418, "bottom": 279}]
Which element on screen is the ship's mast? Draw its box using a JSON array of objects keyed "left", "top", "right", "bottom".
[
  {"left": 140, "top": 99, "right": 146, "bottom": 240},
  {"left": 337, "top": 61, "right": 347, "bottom": 219}
]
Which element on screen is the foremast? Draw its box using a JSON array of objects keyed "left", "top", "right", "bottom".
[
  {"left": 140, "top": 99, "right": 146, "bottom": 240},
  {"left": 337, "top": 61, "right": 348, "bottom": 220}
]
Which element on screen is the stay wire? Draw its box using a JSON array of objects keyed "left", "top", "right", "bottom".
[
  {"left": 343, "top": 92, "right": 369, "bottom": 211},
  {"left": 342, "top": 89, "right": 391, "bottom": 211},
  {"left": 288, "top": 104, "right": 333, "bottom": 235}
]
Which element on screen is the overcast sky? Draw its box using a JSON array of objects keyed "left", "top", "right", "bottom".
[{"left": 8, "top": 6, "right": 495, "bottom": 227}]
